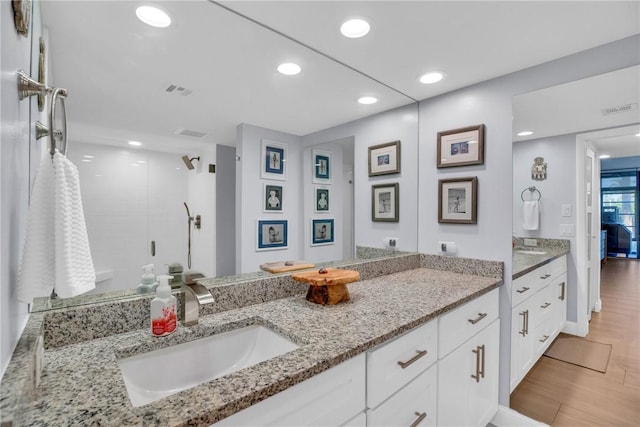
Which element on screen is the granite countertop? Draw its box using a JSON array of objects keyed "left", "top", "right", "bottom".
[
  {"left": 512, "top": 238, "right": 570, "bottom": 279},
  {"left": 20, "top": 267, "right": 501, "bottom": 426}
]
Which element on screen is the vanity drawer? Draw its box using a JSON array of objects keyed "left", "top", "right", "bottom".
[
  {"left": 367, "top": 364, "right": 437, "bottom": 427},
  {"left": 438, "top": 288, "right": 499, "bottom": 359},
  {"left": 367, "top": 319, "right": 437, "bottom": 409}
]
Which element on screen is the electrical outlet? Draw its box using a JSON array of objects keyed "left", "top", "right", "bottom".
[
  {"left": 524, "top": 239, "right": 538, "bottom": 247},
  {"left": 384, "top": 237, "right": 399, "bottom": 249},
  {"left": 438, "top": 241, "right": 457, "bottom": 255}
]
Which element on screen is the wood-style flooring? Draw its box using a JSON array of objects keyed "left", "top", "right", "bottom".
[{"left": 510, "top": 258, "right": 640, "bottom": 426}]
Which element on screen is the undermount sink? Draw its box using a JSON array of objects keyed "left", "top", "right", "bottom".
[
  {"left": 515, "top": 249, "right": 547, "bottom": 255},
  {"left": 117, "top": 324, "right": 299, "bottom": 407}
]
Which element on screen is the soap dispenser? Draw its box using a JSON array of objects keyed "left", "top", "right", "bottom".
[
  {"left": 151, "top": 275, "right": 177, "bottom": 337},
  {"left": 136, "top": 264, "right": 157, "bottom": 294}
]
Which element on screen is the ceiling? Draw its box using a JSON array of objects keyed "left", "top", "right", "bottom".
[{"left": 40, "top": 1, "right": 640, "bottom": 152}]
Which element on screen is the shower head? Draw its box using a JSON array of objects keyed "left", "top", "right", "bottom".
[{"left": 181, "top": 155, "right": 200, "bottom": 170}]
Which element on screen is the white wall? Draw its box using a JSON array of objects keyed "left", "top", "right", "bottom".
[
  {"left": 0, "top": 0, "right": 41, "bottom": 376},
  {"left": 513, "top": 134, "right": 578, "bottom": 320},
  {"left": 416, "top": 35, "right": 639, "bottom": 406},
  {"left": 303, "top": 103, "right": 420, "bottom": 253},
  {"left": 236, "top": 124, "right": 303, "bottom": 273}
]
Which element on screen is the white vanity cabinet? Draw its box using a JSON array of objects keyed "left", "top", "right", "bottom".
[
  {"left": 213, "top": 353, "right": 366, "bottom": 427},
  {"left": 366, "top": 320, "right": 438, "bottom": 426},
  {"left": 437, "top": 288, "right": 500, "bottom": 427},
  {"left": 510, "top": 256, "right": 567, "bottom": 392}
]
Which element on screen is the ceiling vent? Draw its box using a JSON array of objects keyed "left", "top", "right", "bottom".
[
  {"left": 165, "top": 84, "right": 192, "bottom": 96},
  {"left": 174, "top": 127, "right": 207, "bottom": 138}
]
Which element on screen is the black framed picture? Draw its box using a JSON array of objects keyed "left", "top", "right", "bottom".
[
  {"left": 315, "top": 187, "right": 330, "bottom": 213},
  {"left": 312, "top": 149, "right": 331, "bottom": 184},
  {"left": 371, "top": 183, "right": 399, "bottom": 222},
  {"left": 264, "top": 184, "right": 283, "bottom": 212},
  {"left": 368, "top": 140, "right": 401, "bottom": 176},
  {"left": 438, "top": 177, "right": 478, "bottom": 224},
  {"left": 311, "top": 219, "right": 334, "bottom": 246}
]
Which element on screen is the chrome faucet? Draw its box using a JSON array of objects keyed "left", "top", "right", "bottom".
[{"left": 181, "top": 273, "right": 215, "bottom": 326}]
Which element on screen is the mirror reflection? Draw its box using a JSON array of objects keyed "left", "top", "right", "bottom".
[{"left": 37, "top": 0, "right": 418, "bottom": 309}]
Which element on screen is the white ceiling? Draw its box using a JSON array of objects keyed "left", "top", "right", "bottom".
[{"left": 40, "top": 1, "right": 640, "bottom": 152}]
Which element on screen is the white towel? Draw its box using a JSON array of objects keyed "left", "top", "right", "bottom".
[
  {"left": 17, "top": 155, "right": 56, "bottom": 303},
  {"left": 17, "top": 152, "right": 95, "bottom": 303},
  {"left": 523, "top": 201, "right": 540, "bottom": 231}
]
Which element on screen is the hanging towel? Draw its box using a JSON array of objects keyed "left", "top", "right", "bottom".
[
  {"left": 52, "top": 152, "right": 96, "bottom": 298},
  {"left": 523, "top": 200, "right": 540, "bottom": 231},
  {"left": 17, "top": 156, "right": 56, "bottom": 303},
  {"left": 17, "top": 152, "right": 95, "bottom": 303}
]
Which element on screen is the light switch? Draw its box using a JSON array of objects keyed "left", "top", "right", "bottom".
[
  {"left": 560, "top": 224, "right": 575, "bottom": 236},
  {"left": 561, "top": 204, "right": 572, "bottom": 217}
]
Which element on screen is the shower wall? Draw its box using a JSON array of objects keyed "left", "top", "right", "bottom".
[{"left": 71, "top": 141, "right": 216, "bottom": 293}]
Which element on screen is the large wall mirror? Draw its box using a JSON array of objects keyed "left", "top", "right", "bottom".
[{"left": 37, "top": 0, "right": 418, "bottom": 310}]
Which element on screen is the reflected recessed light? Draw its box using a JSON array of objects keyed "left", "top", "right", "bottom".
[
  {"left": 81, "top": 159, "right": 92, "bottom": 163},
  {"left": 418, "top": 72, "right": 445, "bottom": 84},
  {"left": 636, "top": 132, "right": 640, "bottom": 137},
  {"left": 517, "top": 131, "right": 534, "bottom": 137},
  {"left": 277, "top": 63, "right": 301, "bottom": 76},
  {"left": 128, "top": 141, "right": 142, "bottom": 146},
  {"left": 340, "top": 19, "right": 370, "bottom": 38},
  {"left": 136, "top": 6, "right": 171, "bottom": 28},
  {"left": 136, "top": 160, "right": 146, "bottom": 164},
  {"left": 599, "top": 154, "right": 611, "bottom": 159},
  {"left": 83, "top": 155, "right": 94, "bottom": 159},
  {"left": 357, "top": 96, "right": 378, "bottom": 105}
]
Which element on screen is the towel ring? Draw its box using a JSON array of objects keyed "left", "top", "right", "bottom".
[
  {"left": 49, "top": 87, "right": 68, "bottom": 158},
  {"left": 521, "top": 186, "right": 541, "bottom": 202}
]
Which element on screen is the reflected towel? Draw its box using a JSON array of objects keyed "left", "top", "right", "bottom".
[
  {"left": 17, "top": 155, "right": 56, "bottom": 303},
  {"left": 17, "top": 152, "right": 95, "bottom": 303},
  {"left": 523, "top": 201, "right": 540, "bottom": 231}
]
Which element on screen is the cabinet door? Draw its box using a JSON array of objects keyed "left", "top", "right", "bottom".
[
  {"left": 510, "top": 300, "right": 534, "bottom": 392},
  {"left": 438, "top": 320, "right": 499, "bottom": 427}
]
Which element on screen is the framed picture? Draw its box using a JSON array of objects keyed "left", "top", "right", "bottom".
[
  {"left": 263, "top": 184, "right": 283, "bottom": 212},
  {"left": 261, "top": 139, "right": 287, "bottom": 181},
  {"left": 257, "top": 219, "right": 288, "bottom": 250},
  {"left": 312, "top": 149, "right": 331, "bottom": 184},
  {"left": 311, "top": 219, "right": 334, "bottom": 246},
  {"left": 314, "top": 187, "right": 330, "bottom": 213},
  {"left": 437, "top": 124, "right": 485, "bottom": 168},
  {"left": 371, "top": 183, "right": 399, "bottom": 222},
  {"left": 368, "top": 140, "right": 401, "bottom": 176},
  {"left": 438, "top": 177, "right": 478, "bottom": 224}
]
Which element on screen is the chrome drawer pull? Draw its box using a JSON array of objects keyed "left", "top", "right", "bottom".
[
  {"left": 397, "top": 350, "right": 427, "bottom": 369},
  {"left": 539, "top": 335, "right": 550, "bottom": 343},
  {"left": 468, "top": 312, "right": 487, "bottom": 325},
  {"left": 471, "top": 345, "right": 485, "bottom": 383},
  {"left": 540, "top": 302, "right": 551, "bottom": 309},
  {"left": 516, "top": 286, "right": 530, "bottom": 294},
  {"left": 518, "top": 310, "right": 528, "bottom": 336},
  {"left": 559, "top": 281, "right": 566, "bottom": 301},
  {"left": 540, "top": 273, "right": 551, "bottom": 279},
  {"left": 410, "top": 411, "right": 427, "bottom": 427}
]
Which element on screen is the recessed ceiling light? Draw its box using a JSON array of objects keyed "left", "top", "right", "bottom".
[
  {"left": 599, "top": 154, "right": 611, "bottom": 159},
  {"left": 418, "top": 72, "right": 445, "bottom": 84},
  {"left": 136, "top": 5, "right": 171, "bottom": 28},
  {"left": 340, "top": 19, "right": 370, "bottom": 38},
  {"left": 83, "top": 155, "right": 94, "bottom": 159},
  {"left": 277, "top": 63, "right": 301, "bottom": 76},
  {"left": 357, "top": 96, "right": 378, "bottom": 105},
  {"left": 128, "top": 141, "right": 142, "bottom": 146},
  {"left": 517, "top": 131, "right": 534, "bottom": 137}
]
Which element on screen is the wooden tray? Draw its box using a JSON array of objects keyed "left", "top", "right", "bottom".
[
  {"left": 260, "top": 261, "right": 315, "bottom": 274},
  {"left": 292, "top": 268, "right": 360, "bottom": 305}
]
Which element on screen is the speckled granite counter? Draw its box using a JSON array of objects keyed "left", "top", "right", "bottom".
[
  {"left": 3, "top": 266, "right": 501, "bottom": 426},
  {"left": 513, "top": 238, "right": 570, "bottom": 279}
]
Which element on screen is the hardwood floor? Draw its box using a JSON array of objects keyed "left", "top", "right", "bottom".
[{"left": 510, "top": 258, "right": 640, "bottom": 426}]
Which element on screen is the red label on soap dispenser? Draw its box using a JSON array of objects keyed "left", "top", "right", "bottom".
[{"left": 152, "top": 304, "right": 176, "bottom": 336}]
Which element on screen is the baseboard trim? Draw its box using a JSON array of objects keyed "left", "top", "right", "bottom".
[
  {"left": 594, "top": 298, "right": 602, "bottom": 312},
  {"left": 490, "top": 405, "right": 549, "bottom": 427},
  {"left": 562, "top": 321, "right": 588, "bottom": 337}
]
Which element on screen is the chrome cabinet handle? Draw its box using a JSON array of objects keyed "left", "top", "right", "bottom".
[
  {"left": 471, "top": 345, "right": 485, "bottom": 383},
  {"left": 540, "top": 302, "right": 551, "bottom": 309},
  {"left": 539, "top": 335, "right": 550, "bottom": 343},
  {"left": 559, "top": 281, "right": 566, "bottom": 301},
  {"left": 516, "top": 286, "right": 530, "bottom": 294},
  {"left": 410, "top": 411, "right": 427, "bottom": 427},
  {"left": 151, "top": 240, "right": 156, "bottom": 256},
  {"left": 397, "top": 350, "right": 427, "bottom": 369},
  {"left": 540, "top": 273, "right": 551, "bottom": 279},
  {"left": 468, "top": 312, "right": 487, "bottom": 325},
  {"left": 525, "top": 310, "right": 529, "bottom": 335},
  {"left": 519, "top": 310, "right": 529, "bottom": 336}
]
